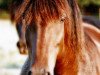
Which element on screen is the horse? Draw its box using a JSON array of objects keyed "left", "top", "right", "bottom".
[
  {"left": 10, "top": 16, "right": 99, "bottom": 75},
  {"left": 11, "top": 0, "right": 100, "bottom": 75},
  {"left": 14, "top": 16, "right": 100, "bottom": 75}
]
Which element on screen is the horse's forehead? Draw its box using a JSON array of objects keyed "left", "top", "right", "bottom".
[
  {"left": 30, "top": 0, "right": 70, "bottom": 22},
  {"left": 34, "top": 11, "right": 69, "bottom": 28}
]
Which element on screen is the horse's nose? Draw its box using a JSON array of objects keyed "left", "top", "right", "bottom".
[
  {"left": 46, "top": 72, "right": 50, "bottom": 75},
  {"left": 31, "top": 68, "right": 51, "bottom": 75}
]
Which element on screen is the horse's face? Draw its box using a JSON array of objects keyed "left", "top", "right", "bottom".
[
  {"left": 13, "top": 0, "right": 71, "bottom": 74},
  {"left": 26, "top": 17, "right": 65, "bottom": 75}
]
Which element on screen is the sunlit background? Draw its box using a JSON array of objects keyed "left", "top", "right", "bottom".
[
  {"left": 0, "top": 20, "right": 27, "bottom": 75},
  {"left": 0, "top": 0, "right": 27, "bottom": 75},
  {"left": 0, "top": 0, "right": 100, "bottom": 75}
]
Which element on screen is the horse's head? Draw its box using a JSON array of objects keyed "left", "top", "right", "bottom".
[
  {"left": 25, "top": 1, "right": 69, "bottom": 74},
  {"left": 14, "top": 0, "right": 82, "bottom": 75},
  {"left": 26, "top": 17, "right": 64, "bottom": 75}
]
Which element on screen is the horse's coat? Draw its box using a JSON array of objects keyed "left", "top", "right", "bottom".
[{"left": 11, "top": 0, "right": 100, "bottom": 75}]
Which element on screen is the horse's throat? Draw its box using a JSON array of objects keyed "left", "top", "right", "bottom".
[{"left": 54, "top": 46, "right": 78, "bottom": 75}]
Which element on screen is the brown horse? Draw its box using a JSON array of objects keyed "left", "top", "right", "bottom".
[{"left": 12, "top": 0, "right": 100, "bottom": 75}]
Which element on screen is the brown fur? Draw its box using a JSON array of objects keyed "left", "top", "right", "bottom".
[{"left": 11, "top": 0, "right": 100, "bottom": 75}]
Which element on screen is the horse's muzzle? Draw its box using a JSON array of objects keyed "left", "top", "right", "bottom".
[{"left": 29, "top": 69, "right": 51, "bottom": 75}]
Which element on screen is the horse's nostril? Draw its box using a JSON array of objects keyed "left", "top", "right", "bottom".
[
  {"left": 28, "top": 71, "right": 32, "bottom": 75},
  {"left": 46, "top": 72, "right": 50, "bottom": 75}
]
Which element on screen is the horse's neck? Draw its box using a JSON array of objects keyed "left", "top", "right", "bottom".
[
  {"left": 78, "top": 31, "right": 100, "bottom": 75},
  {"left": 77, "top": 23, "right": 100, "bottom": 75},
  {"left": 54, "top": 29, "right": 100, "bottom": 75},
  {"left": 54, "top": 40, "right": 78, "bottom": 75},
  {"left": 83, "top": 23, "right": 100, "bottom": 52}
]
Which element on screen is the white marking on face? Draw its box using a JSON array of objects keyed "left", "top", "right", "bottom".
[
  {"left": 45, "top": 21, "right": 64, "bottom": 74},
  {"left": 30, "top": 19, "right": 64, "bottom": 75}
]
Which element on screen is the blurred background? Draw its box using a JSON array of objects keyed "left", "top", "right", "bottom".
[
  {"left": 0, "top": 0, "right": 100, "bottom": 75},
  {"left": 78, "top": 0, "right": 100, "bottom": 18},
  {"left": 0, "top": 0, "right": 27, "bottom": 75}
]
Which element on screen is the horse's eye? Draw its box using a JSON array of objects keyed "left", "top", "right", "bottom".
[
  {"left": 61, "top": 17, "right": 65, "bottom": 22},
  {"left": 60, "top": 13, "right": 66, "bottom": 22},
  {"left": 60, "top": 16, "right": 66, "bottom": 22}
]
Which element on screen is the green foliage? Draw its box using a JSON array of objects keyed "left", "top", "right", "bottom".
[
  {"left": 0, "top": 0, "right": 100, "bottom": 11},
  {"left": 0, "top": 0, "right": 12, "bottom": 10},
  {"left": 78, "top": 0, "right": 100, "bottom": 7},
  {"left": 0, "top": 11, "right": 10, "bottom": 19}
]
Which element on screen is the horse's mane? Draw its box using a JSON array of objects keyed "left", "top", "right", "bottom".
[{"left": 13, "top": 0, "right": 67, "bottom": 25}]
